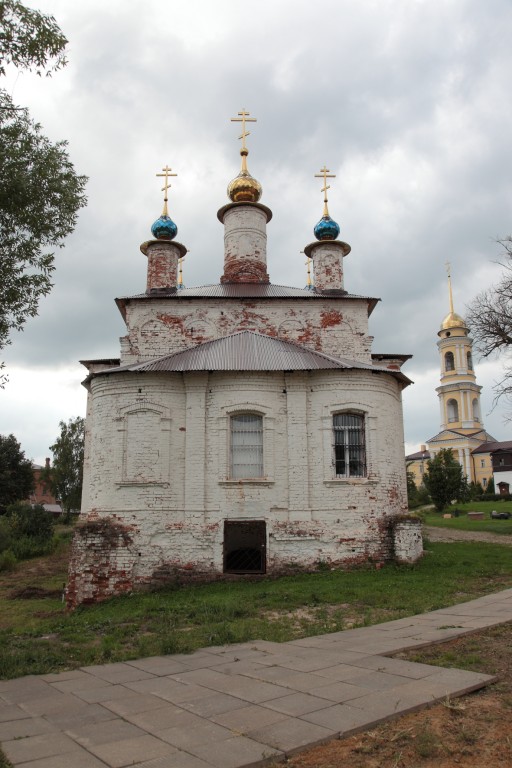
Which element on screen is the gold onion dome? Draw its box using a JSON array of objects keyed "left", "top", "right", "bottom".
[
  {"left": 441, "top": 310, "right": 466, "bottom": 330},
  {"left": 227, "top": 149, "right": 262, "bottom": 203}
]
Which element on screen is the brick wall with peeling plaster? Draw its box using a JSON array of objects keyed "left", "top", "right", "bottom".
[
  {"left": 69, "top": 366, "right": 420, "bottom": 607},
  {"left": 69, "top": 193, "right": 420, "bottom": 607},
  {"left": 120, "top": 298, "right": 373, "bottom": 365}
]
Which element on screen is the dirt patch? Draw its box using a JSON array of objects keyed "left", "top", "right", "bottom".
[
  {"left": 286, "top": 622, "right": 512, "bottom": 768},
  {"left": 423, "top": 526, "right": 512, "bottom": 546}
]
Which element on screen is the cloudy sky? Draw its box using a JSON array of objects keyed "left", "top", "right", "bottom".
[{"left": 2, "top": 0, "right": 512, "bottom": 463}]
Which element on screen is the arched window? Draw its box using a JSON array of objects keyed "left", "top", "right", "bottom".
[
  {"left": 447, "top": 399, "right": 459, "bottom": 423},
  {"left": 333, "top": 413, "right": 366, "bottom": 478},
  {"left": 444, "top": 351, "right": 455, "bottom": 372},
  {"left": 230, "top": 414, "right": 263, "bottom": 478},
  {"left": 472, "top": 398, "right": 480, "bottom": 422},
  {"left": 467, "top": 351, "right": 473, "bottom": 370}
]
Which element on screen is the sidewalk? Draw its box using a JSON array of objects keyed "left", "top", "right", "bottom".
[{"left": 1, "top": 588, "right": 512, "bottom": 768}]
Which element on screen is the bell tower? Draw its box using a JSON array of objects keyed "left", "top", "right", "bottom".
[{"left": 436, "top": 265, "right": 483, "bottom": 432}]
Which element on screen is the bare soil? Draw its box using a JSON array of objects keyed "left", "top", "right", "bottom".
[
  {"left": 286, "top": 527, "right": 512, "bottom": 768},
  {"left": 285, "top": 622, "right": 512, "bottom": 767}
]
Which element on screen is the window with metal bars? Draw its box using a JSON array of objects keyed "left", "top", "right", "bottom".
[
  {"left": 333, "top": 413, "right": 366, "bottom": 478},
  {"left": 230, "top": 414, "right": 264, "bottom": 478}
]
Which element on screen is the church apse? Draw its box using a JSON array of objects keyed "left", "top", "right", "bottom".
[{"left": 68, "top": 111, "right": 419, "bottom": 608}]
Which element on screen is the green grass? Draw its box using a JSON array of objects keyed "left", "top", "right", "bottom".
[
  {"left": 1, "top": 540, "right": 512, "bottom": 680},
  {"left": 423, "top": 501, "right": 512, "bottom": 534}
]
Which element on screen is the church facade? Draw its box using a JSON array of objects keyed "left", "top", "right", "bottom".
[
  {"left": 67, "top": 114, "right": 420, "bottom": 608},
  {"left": 406, "top": 274, "right": 496, "bottom": 487}
]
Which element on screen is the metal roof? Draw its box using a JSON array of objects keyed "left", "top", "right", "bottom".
[
  {"left": 472, "top": 440, "right": 512, "bottom": 454},
  {"left": 115, "top": 283, "right": 380, "bottom": 320},
  {"left": 89, "top": 331, "right": 411, "bottom": 386}
]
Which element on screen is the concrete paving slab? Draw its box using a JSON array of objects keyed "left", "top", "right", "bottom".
[
  {"left": 246, "top": 717, "right": 337, "bottom": 755},
  {"left": 15, "top": 749, "right": 111, "bottom": 768},
  {"left": 136, "top": 755, "right": 212, "bottom": 768},
  {"left": 125, "top": 705, "right": 205, "bottom": 734},
  {"left": 0, "top": 716, "right": 55, "bottom": 741},
  {"left": 1, "top": 588, "right": 511, "bottom": 767},
  {"left": 0, "top": 704, "right": 30, "bottom": 723},
  {"left": 154, "top": 719, "right": 235, "bottom": 750},
  {"left": 179, "top": 692, "right": 248, "bottom": 717},
  {"left": 86, "top": 734, "right": 177, "bottom": 768},
  {"left": 2, "top": 732, "right": 83, "bottom": 764},
  {"left": 102, "top": 692, "right": 180, "bottom": 717},
  {"left": 42, "top": 702, "right": 117, "bottom": 729},
  {"left": 211, "top": 703, "right": 289, "bottom": 732},
  {"left": 82, "top": 662, "right": 157, "bottom": 684},
  {"left": 66, "top": 716, "right": 148, "bottom": 746},
  {"left": 187, "top": 734, "right": 283, "bottom": 768},
  {"left": 262, "top": 692, "right": 333, "bottom": 717}
]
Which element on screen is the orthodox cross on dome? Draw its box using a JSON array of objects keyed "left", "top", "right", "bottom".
[
  {"left": 445, "top": 260, "right": 454, "bottom": 313},
  {"left": 304, "top": 253, "right": 313, "bottom": 290},
  {"left": 315, "top": 165, "right": 336, "bottom": 217},
  {"left": 231, "top": 108, "right": 257, "bottom": 153},
  {"left": 156, "top": 165, "right": 177, "bottom": 216}
]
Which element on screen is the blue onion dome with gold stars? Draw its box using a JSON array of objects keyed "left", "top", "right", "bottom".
[
  {"left": 151, "top": 214, "right": 177, "bottom": 240},
  {"left": 314, "top": 214, "right": 340, "bottom": 241}
]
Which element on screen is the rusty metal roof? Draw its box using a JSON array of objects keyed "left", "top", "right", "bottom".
[
  {"left": 90, "top": 331, "right": 411, "bottom": 386},
  {"left": 115, "top": 284, "right": 380, "bottom": 321}
]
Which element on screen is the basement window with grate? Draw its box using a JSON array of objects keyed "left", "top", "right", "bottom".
[
  {"left": 333, "top": 413, "right": 366, "bottom": 478},
  {"left": 230, "top": 413, "right": 264, "bottom": 478}
]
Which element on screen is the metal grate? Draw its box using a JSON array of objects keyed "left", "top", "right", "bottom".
[
  {"left": 231, "top": 414, "right": 263, "bottom": 478},
  {"left": 334, "top": 413, "right": 366, "bottom": 477}
]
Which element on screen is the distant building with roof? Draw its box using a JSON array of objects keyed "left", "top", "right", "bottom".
[
  {"left": 28, "top": 458, "right": 61, "bottom": 513},
  {"left": 406, "top": 271, "right": 497, "bottom": 488},
  {"left": 67, "top": 113, "right": 421, "bottom": 607}
]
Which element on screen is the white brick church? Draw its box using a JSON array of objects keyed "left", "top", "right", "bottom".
[{"left": 67, "top": 113, "right": 421, "bottom": 607}]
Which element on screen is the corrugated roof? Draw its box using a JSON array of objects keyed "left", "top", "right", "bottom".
[
  {"left": 115, "top": 283, "right": 380, "bottom": 321},
  {"left": 118, "top": 283, "right": 376, "bottom": 299},
  {"left": 89, "top": 331, "right": 411, "bottom": 386},
  {"left": 472, "top": 440, "right": 512, "bottom": 454}
]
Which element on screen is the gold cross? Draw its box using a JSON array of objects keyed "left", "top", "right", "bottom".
[
  {"left": 156, "top": 165, "right": 177, "bottom": 216},
  {"left": 231, "top": 109, "right": 257, "bottom": 151},
  {"left": 156, "top": 165, "right": 177, "bottom": 199},
  {"left": 315, "top": 166, "right": 336, "bottom": 216},
  {"left": 305, "top": 256, "right": 312, "bottom": 287},
  {"left": 315, "top": 165, "right": 336, "bottom": 201}
]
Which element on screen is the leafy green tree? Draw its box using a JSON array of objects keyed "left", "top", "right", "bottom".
[
  {"left": 0, "top": 433, "right": 34, "bottom": 512},
  {"left": 0, "top": 0, "right": 67, "bottom": 77},
  {"left": 485, "top": 476, "right": 495, "bottom": 494},
  {"left": 43, "top": 417, "right": 84, "bottom": 515},
  {"left": 0, "top": 1, "right": 87, "bottom": 375},
  {"left": 423, "top": 448, "right": 465, "bottom": 512}
]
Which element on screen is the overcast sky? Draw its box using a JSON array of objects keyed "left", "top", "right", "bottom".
[{"left": 2, "top": 0, "right": 512, "bottom": 464}]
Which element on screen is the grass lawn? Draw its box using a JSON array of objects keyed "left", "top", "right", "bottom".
[
  {"left": 1, "top": 537, "right": 512, "bottom": 681},
  {"left": 423, "top": 501, "right": 512, "bottom": 534}
]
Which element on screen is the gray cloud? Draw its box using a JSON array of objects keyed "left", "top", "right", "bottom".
[{"left": 2, "top": 0, "right": 512, "bottom": 461}]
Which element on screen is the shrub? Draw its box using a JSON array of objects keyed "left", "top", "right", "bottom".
[
  {"left": 0, "top": 549, "right": 17, "bottom": 571},
  {"left": 10, "top": 536, "right": 55, "bottom": 559},
  {"left": 0, "top": 515, "right": 12, "bottom": 552},
  {"left": 6, "top": 503, "right": 54, "bottom": 541}
]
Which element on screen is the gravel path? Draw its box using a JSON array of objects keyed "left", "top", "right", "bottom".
[{"left": 424, "top": 525, "right": 512, "bottom": 546}]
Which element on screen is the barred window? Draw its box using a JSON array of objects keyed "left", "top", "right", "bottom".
[
  {"left": 333, "top": 413, "right": 366, "bottom": 478},
  {"left": 230, "top": 414, "right": 263, "bottom": 478}
]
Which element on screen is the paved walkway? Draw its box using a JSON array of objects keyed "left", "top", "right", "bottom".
[
  {"left": 424, "top": 525, "right": 512, "bottom": 545},
  {"left": 1, "top": 588, "right": 512, "bottom": 768}
]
